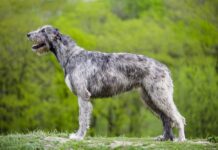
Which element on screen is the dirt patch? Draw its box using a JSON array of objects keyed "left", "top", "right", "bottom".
[
  {"left": 44, "top": 136, "right": 70, "bottom": 143},
  {"left": 110, "top": 140, "right": 134, "bottom": 149},
  {"left": 188, "top": 140, "right": 212, "bottom": 145}
]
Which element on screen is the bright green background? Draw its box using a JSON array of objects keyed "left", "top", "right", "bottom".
[{"left": 0, "top": 0, "right": 217, "bottom": 138}]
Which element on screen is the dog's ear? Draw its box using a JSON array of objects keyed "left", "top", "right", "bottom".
[
  {"left": 44, "top": 26, "right": 59, "bottom": 35},
  {"left": 44, "top": 27, "right": 60, "bottom": 40},
  {"left": 52, "top": 28, "right": 59, "bottom": 35}
]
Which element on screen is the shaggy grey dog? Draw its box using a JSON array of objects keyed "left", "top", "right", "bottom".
[{"left": 27, "top": 25, "right": 186, "bottom": 141}]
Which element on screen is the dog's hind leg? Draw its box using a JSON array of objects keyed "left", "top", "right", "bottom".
[
  {"left": 69, "top": 96, "right": 93, "bottom": 140},
  {"left": 141, "top": 88, "right": 174, "bottom": 141},
  {"left": 142, "top": 77, "right": 186, "bottom": 142},
  {"left": 159, "top": 113, "right": 174, "bottom": 141}
]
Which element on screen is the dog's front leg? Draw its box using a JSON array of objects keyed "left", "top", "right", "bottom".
[{"left": 69, "top": 96, "right": 92, "bottom": 140}]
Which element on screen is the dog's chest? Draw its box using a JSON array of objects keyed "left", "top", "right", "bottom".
[{"left": 65, "top": 74, "right": 74, "bottom": 92}]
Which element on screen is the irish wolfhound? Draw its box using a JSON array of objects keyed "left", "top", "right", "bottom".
[{"left": 27, "top": 25, "right": 186, "bottom": 141}]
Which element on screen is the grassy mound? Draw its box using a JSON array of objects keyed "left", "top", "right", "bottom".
[{"left": 0, "top": 131, "right": 217, "bottom": 150}]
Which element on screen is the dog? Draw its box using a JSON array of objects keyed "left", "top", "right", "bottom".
[{"left": 27, "top": 25, "right": 186, "bottom": 141}]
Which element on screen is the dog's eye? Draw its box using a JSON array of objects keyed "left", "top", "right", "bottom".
[{"left": 41, "top": 29, "right": 45, "bottom": 33}]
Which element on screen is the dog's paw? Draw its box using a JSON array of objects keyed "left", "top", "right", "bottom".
[
  {"left": 173, "top": 137, "right": 186, "bottom": 142},
  {"left": 154, "top": 135, "right": 174, "bottom": 141},
  {"left": 69, "top": 133, "right": 83, "bottom": 141},
  {"left": 178, "top": 137, "right": 186, "bottom": 142},
  {"left": 154, "top": 135, "right": 165, "bottom": 141}
]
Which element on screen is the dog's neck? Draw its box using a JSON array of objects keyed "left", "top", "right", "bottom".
[{"left": 49, "top": 34, "right": 84, "bottom": 69}]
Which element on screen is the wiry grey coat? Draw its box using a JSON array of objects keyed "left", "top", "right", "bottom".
[{"left": 27, "top": 25, "right": 186, "bottom": 141}]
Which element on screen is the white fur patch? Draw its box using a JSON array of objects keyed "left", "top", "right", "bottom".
[{"left": 65, "top": 74, "right": 72, "bottom": 91}]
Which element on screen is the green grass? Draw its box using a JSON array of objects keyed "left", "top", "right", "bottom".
[{"left": 0, "top": 131, "right": 217, "bottom": 150}]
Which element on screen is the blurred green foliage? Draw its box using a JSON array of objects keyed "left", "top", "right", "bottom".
[{"left": 0, "top": 0, "right": 217, "bottom": 138}]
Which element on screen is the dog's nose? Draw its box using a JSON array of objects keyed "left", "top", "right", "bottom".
[{"left": 27, "top": 33, "right": 31, "bottom": 37}]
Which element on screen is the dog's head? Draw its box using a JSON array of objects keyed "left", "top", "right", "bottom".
[{"left": 27, "top": 25, "right": 60, "bottom": 55}]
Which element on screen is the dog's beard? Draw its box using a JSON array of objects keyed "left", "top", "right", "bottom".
[
  {"left": 35, "top": 46, "right": 49, "bottom": 56},
  {"left": 32, "top": 41, "right": 49, "bottom": 55}
]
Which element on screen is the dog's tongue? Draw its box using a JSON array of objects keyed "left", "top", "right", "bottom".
[{"left": 32, "top": 43, "right": 46, "bottom": 49}]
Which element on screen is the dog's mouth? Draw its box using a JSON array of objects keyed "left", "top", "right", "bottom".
[
  {"left": 32, "top": 42, "right": 46, "bottom": 50},
  {"left": 30, "top": 41, "right": 49, "bottom": 55}
]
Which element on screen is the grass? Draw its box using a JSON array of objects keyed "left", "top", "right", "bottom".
[{"left": 0, "top": 131, "right": 217, "bottom": 150}]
